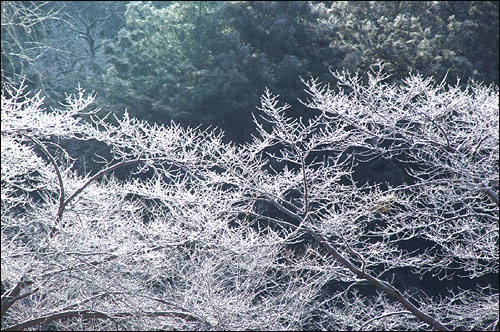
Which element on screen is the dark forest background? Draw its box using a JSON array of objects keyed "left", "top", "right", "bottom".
[{"left": 2, "top": 1, "right": 499, "bottom": 144}]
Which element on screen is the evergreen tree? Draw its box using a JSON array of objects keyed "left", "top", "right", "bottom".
[
  {"left": 323, "top": 1, "right": 499, "bottom": 86},
  {"left": 102, "top": 1, "right": 340, "bottom": 142}
]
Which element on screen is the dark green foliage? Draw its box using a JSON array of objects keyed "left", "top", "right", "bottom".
[
  {"left": 223, "top": 1, "right": 343, "bottom": 117},
  {"left": 324, "top": 1, "right": 499, "bottom": 86},
  {"left": 103, "top": 2, "right": 241, "bottom": 138},
  {"left": 102, "top": 1, "right": 341, "bottom": 142}
]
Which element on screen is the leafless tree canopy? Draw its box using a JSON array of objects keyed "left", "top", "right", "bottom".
[{"left": 1, "top": 66, "right": 499, "bottom": 330}]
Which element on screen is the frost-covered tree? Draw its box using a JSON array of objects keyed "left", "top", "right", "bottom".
[
  {"left": 1, "top": 66, "right": 498, "bottom": 330},
  {"left": 1, "top": 1, "right": 125, "bottom": 103}
]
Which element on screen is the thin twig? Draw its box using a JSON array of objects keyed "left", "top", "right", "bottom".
[{"left": 359, "top": 310, "right": 413, "bottom": 330}]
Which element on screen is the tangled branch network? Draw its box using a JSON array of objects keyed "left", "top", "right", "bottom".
[{"left": 1, "top": 66, "right": 498, "bottom": 330}]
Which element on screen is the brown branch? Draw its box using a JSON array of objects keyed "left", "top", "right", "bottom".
[
  {"left": 2, "top": 309, "right": 207, "bottom": 331},
  {"left": 50, "top": 158, "right": 145, "bottom": 237},
  {"left": 422, "top": 113, "right": 452, "bottom": 151},
  {"left": 293, "top": 144, "right": 309, "bottom": 217},
  {"left": 471, "top": 135, "right": 489, "bottom": 161},
  {"left": 261, "top": 198, "right": 450, "bottom": 331},
  {"left": 1, "top": 277, "right": 34, "bottom": 319},
  {"left": 472, "top": 177, "right": 499, "bottom": 209},
  {"left": 25, "top": 135, "right": 65, "bottom": 230},
  {"left": 64, "top": 158, "right": 144, "bottom": 207},
  {"left": 311, "top": 232, "right": 450, "bottom": 331},
  {"left": 483, "top": 187, "right": 499, "bottom": 209}
]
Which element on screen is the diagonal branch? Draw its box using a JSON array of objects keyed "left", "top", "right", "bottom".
[
  {"left": 261, "top": 197, "right": 450, "bottom": 331},
  {"left": 1, "top": 277, "right": 34, "bottom": 319},
  {"left": 26, "top": 135, "right": 64, "bottom": 223},
  {"left": 26, "top": 135, "right": 65, "bottom": 228},
  {"left": 50, "top": 158, "right": 145, "bottom": 237},
  {"left": 2, "top": 309, "right": 209, "bottom": 331}
]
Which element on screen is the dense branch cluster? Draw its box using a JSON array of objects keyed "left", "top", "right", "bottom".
[{"left": 1, "top": 67, "right": 498, "bottom": 330}]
